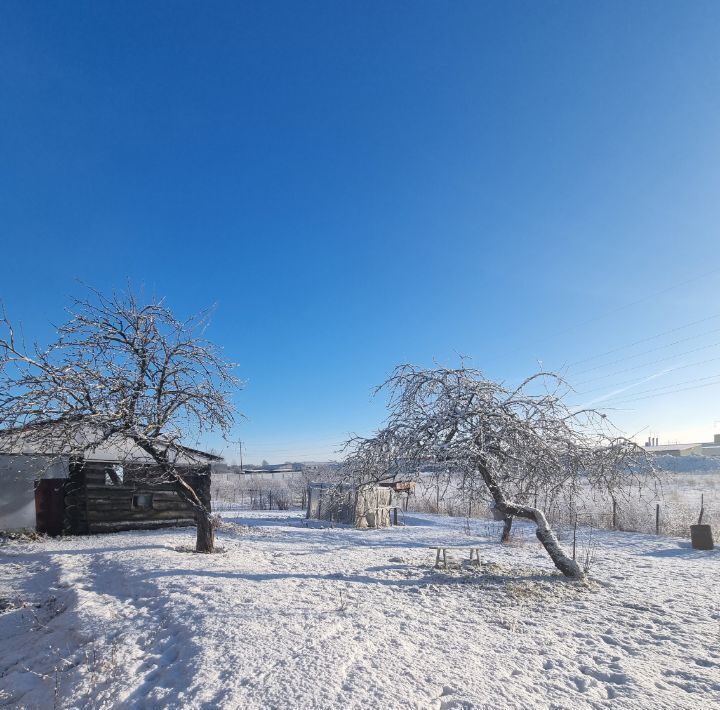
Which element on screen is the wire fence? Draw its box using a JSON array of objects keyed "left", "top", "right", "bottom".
[
  {"left": 211, "top": 475, "right": 718, "bottom": 541},
  {"left": 211, "top": 485, "right": 302, "bottom": 513},
  {"left": 408, "top": 488, "right": 718, "bottom": 541}
]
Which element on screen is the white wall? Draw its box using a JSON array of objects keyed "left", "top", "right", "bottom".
[{"left": 0, "top": 455, "right": 69, "bottom": 531}]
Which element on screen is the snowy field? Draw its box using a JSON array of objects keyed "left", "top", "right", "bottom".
[{"left": 1, "top": 512, "right": 719, "bottom": 709}]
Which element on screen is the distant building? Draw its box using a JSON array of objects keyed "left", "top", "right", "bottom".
[
  {"left": 643, "top": 434, "right": 720, "bottom": 457},
  {"left": 699, "top": 434, "right": 720, "bottom": 457},
  {"left": 643, "top": 442, "right": 703, "bottom": 457}
]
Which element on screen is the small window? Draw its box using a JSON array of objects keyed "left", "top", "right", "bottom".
[
  {"left": 105, "top": 465, "right": 124, "bottom": 486},
  {"left": 132, "top": 493, "right": 153, "bottom": 510}
]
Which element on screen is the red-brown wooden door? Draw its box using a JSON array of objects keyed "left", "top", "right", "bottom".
[{"left": 34, "top": 480, "right": 65, "bottom": 535}]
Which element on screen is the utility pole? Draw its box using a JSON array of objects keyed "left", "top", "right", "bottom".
[{"left": 239, "top": 440, "right": 243, "bottom": 473}]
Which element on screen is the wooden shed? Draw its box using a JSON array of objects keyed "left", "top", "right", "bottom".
[
  {"left": 0, "top": 428, "right": 220, "bottom": 535},
  {"left": 62, "top": 459, "right": 214, "bottom": 535},
  {"left": 306, "top": 481, "right": 394, "bottom": 528}
]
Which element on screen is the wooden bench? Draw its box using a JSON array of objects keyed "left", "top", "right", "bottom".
[{"left": 430, "top": 546, "right": 482, "bottom": 569}]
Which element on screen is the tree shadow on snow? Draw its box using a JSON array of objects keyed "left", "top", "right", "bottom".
[
  {"left": 135, "top": 565, "right": 570, "bottom": 590},
  {"left": 4, "top": 543, "right": 173, "bottom": 558},
  {"left": 642, "top": 544, "right": 719, "bottom": 559}
]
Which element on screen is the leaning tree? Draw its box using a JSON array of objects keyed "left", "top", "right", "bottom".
[
  {"left": 347, "top": 364, "right": 655, "bottom": 578},
  {"left": 0, "top": 287, "right": 240, "bottom": 552}
]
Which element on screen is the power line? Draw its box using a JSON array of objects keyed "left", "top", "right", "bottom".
[
  {"left": 491, "top": 265, "right": 720, "bottom": 368},
  {"left": 571, "top": 354, "right": 720, "bottom": 395},
  {"left": 565, "top": 312, "right": 720, "bottom": 368},
  {"left": 573, "top": 341, "right": 720, "bottom": 388},
  {"left": 567, "top": 324, "right": 720, "bottom": 376},
  {"left": 570, "top": 372, "right": 720, "bottom": 406},
  {"left": 592, "top": 379, "right": 720, "bottom": 408},
  {"left": 551, "top": 265, "right": 720, "bottom": 337},
  {"left": 568, "top": 320, "right": 720, "bottom": 375}
]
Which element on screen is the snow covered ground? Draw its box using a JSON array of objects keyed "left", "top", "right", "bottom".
[{"left": 1, "top": 512, "right": 719, "bottom": 709}]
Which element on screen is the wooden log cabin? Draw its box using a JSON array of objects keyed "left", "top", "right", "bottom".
[
  {"left": 0, "top": 426, "right": 220, "bottom": 535},
  {"left": 62, "top": 459, "right": 214, "bottom": 535}
]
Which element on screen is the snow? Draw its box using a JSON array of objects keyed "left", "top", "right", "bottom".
[
  {"left": 655, "top": 454, "right": 720, "bottom": 474},
  {"left": 1, "top": 512, "right": 719, "bottom": 709}
]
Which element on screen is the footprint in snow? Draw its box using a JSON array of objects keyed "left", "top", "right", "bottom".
[{"left": 436, "top": 686, "right": 474, "bottom": 710}]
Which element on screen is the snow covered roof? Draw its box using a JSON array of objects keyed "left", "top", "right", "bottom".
[
  {"left": 643, "top": 443, "right": 701, "bottom": 453},
  {"left": 698, "top": 445, "right": 720, "bottom": 456},
  {"left": 0, "top": 421, "right": 222, "bottom": 465}
]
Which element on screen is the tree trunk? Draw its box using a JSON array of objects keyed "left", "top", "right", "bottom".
[
  {"left": 530, "top": 507, "right": 582, "bottom": 578},
  {"left": 478, "top": 463, "right": 583, "bottom": 579},
  {"left": 196, "top": 508, "right": 215, "bottom": 553},
  {"left": 501, "top": 515, "right": 513, "bottom": 543}
]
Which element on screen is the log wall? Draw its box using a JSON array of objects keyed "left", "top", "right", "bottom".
[{"left": 63, "top": 460, "right": 211, "bottom": 535}]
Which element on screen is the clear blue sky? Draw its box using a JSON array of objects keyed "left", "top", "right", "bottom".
[{"left": 2, "top": 2, "right": 720, "bottom": 462}]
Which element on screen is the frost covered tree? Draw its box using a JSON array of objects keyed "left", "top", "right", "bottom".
[
  {"left": 0, "top": 287, "right": 240, "bottom": 552},
  {"left": 347, "top": 364, "right": 654, "bottom": 579},
  {"left": 286, "top": 463, "right": 339, "bottom": 509}
]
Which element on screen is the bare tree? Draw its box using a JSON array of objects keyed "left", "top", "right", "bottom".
[
  {"left": 0, "top": 287, "right": 240, "bottom": 552},
  {"left": 347, "top": 364, "right": 655, "bottom": 578}
]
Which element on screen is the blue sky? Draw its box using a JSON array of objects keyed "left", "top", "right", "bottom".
[{"left": 2, "top": 2, "right": 720, "bottom": 462}]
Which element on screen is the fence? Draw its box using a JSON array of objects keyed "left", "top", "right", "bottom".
[
  {"left": 559, "top": 497, "right": 718, "bottom": 539},
  {"left": 407, "top": 477, "right": 718, "bottom": 540},
  {"left": 211, "top": 482, "right": 300, "bottom": 513}
]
